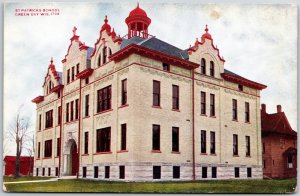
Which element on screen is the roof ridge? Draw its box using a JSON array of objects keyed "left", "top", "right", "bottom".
[{"left": 137, "top": 36, "right": 155, "bottom": 45}]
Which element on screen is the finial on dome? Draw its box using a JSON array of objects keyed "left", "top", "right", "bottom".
[
  {"left": 104, "top": 15, "right": 108, "bottom": 24},
  {"left": 205, "top": 24, "right": 208, "bottom": 33},
  {"left": 137, "top": 2, "right": 139, "bottom": 8},
  {"left": 72, "top": 26, "right": 77, "bottom": 36},
  {"left": 50, "top": 57, "right": 53, "bottom": 64}
]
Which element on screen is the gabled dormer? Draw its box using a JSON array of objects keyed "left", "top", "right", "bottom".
[
  {"left": 188, "top": 25, "right": 225, "bottom": 79},
  {"left": 43, "top": 58, "right": 62, "bottom": 96}
]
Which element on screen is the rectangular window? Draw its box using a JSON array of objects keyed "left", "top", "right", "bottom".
[
  {"left": 105, "top": 166, "right": 110, "bottom": 178},
  {"left": 85, "top": 77, "right": 89, "bottom": 85},
  {"left": 163, "top": 63, "right": 170, "bottom": 71},
  {"left": 55, "top": 167, "right": 58, "bottom": 176},
  {"left": 121, "top": 124, "right": 127, "bottom": 150},
  {"left": 173, "top": 166, "right": 180, "bottom": 179},
  {"left": 212, "top": 167, "right": 217, "bottom": 178},
  {"left": 76, "top": 63, "right": 80, "bottom": 74},
  {"left": 66, "top": 103, "right": 69, "bottom": 122},
  {"left": 39, "top": 114, "right": 41, "bottom": 130},
  {"left": 44, "top": 140, "right": 52, "bottom": 157},
  {"left": 210, "top": 61, "right": 214, "bottom": 77},
  {"left": 247, "top": 167, "right": 252, "bottom": 178},
  {"left": 75, "top": 99, "right": 79, "bottom": 120},
  {"left": 153, "top": 80, "right": 160, "bottom": 107},
  {"left": 96, "top": 127, "right": 111, "bottom": 152},
  {"left": 82, "top": 167, "right": 87, "bottom": 178},
  {"left": 94, "top": 166, "right": 98, "bottom": 178},
  {"left": 42, "top": 168, "right": 45, "bottom": 176},
  {"left": 172, "top": 127, "right": 179, "bottom": 152},
  {"left": 233, "top": 134, "right": 238, "bottom": 155},
  {"left": 201, "top": 130, "right": 206, "bottom": 154},
  {"left": 152, "top": 125, "right": 160, "bottom": 151},
  {"left": 172, "top": 85, "right": 179, "bottom": 110},
  {"left": 103, "top": 46, "right": 107, "bottom": 64},
  {"left": 153, "top": 166, "right": 161, "bottom": 179},
  {"left": 246, "top": 136, "right": 250, "bottom": 156},
  {"left": 70, "top": 101, "right": 74, "bottom": 121},
  {"left": 45, "top": 110, "right": 53, "bottom": 128},
  {"left": 38, "top": 142, "right": 41, "bottom": 158},
  {"left": 71, "top": 66, "right": 75, "bottom": 81},
  {"left": 201, "top": 92, "right": 206, "bottom": 115},
  {"left": 119, "top": 165, "right": 125, "bottom": 179},
  {"left": 67, "top": 69, "right": 70, "bottom": 83},
  {"left": 58, "top": 106, "right": 61, "bottom": 125},
  {"left": 234, "top": 167, "right": 240, "bottom": 178},
  {"left": 245, "top": 102, "right": 250, "bottom": 122},
  {"left": 48, "top": 168, "right": 51, "bottom": 176},
  {"left": 121, "top": 79, "right": 127, "bottom": 105},
  {"left": 288, "top": 156, "right": 293, "bottom": 168},
  {"left": 36, "top": 168, "right": 39, "bottom": 176},
  {"left": 56, "top": 138, "right": 60, "bottom": 157},
  {"left": 85, "top": 94, "right": 89, "bottom": 117},
  {"left": 210, "top": 131, "right": 216, "bottom": 154},
  {"left": 202, "top": 167, "right": 207, "bottom": 178},
  {"left": 210, "top": 94, "right": 215, "bottom": 116},
  {"left": 84, "top": 132, "right": 89, "bottom": 154},
  {"left": 232, "top": 99, "right": 238, "bottom": 120},
  {"left": 97, "top": 85, "right": 112, "bottom": 113}
]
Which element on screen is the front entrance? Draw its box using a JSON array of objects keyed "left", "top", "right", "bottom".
[
  {"left": 64, "top": 139, "right": 79, "bottom": 176},
  {"left": 70, "top": 141, "right": 78, "bottom": 176}
]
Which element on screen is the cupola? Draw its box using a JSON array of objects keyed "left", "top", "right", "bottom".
[
  {"left": 125, "top": 3, "right": 151, "bottom": 38},
  {"left": 201, "top": 25, "right": 212, "bottom": 42},
  {"left": 101, "top": 15, "right": 111, "bottom": 33}
]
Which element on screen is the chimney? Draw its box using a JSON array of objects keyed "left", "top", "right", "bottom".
[
  {"left": 277, "top": 105, "right": 282, "bottom": 113},
  {"left": 261, "top": 104, "right": 266, "bottom": 114}
]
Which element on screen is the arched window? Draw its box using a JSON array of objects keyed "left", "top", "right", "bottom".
[
  {"left": 109, "top": 48, "right": 112, "bottom": 56},
  {"left": 97, "top": 54, "right": 101, "bottom": 67},
  {"left": 201, "top": 58, "right": 206, "bottom": 74},
  {"left": 102, "top": 46, "right": 107, "bottom": 64},
  {"left": 210, "top": 61, "right": 214, "bottom": 77}
]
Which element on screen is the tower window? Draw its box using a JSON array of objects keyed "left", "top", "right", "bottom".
[
  {"left": 201, "top": 58, "right": 206, "bottom": 74},
  {"left": 162, "top": 63, "right": 170, "bottom": 71},
  {"left": 210, "top": 61, "right": 214, "bottom": 77}
]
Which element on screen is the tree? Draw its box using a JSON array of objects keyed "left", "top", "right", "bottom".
[{"left": 7, "top": 106, "right": 32, "bottom": 178}]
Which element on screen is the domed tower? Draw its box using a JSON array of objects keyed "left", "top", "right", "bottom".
[{"left": 125, "top": 3, "right": 151, "bottom": 39}]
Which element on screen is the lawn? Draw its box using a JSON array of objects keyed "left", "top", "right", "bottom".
[
  {"left": 4, "top": 178, "right": 297, "bottom": 193},
  {"left": 3, "top": 176, "right": 53, "bottom": 182}
]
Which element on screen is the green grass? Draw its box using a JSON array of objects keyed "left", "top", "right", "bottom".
[
  {"left": 3, "top": 176, "right": 54, "bottom": 182},
  {"left": 4, "top": 178, "right": 297, "bottom": 193}
]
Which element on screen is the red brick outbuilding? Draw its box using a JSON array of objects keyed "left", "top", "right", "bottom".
[{"left": 3, "top": 156, "right": 34, "bottom": 176}]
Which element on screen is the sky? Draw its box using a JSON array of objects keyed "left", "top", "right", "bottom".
[{"left": 3, "top": 1, "right": 297, "bottom": 155}]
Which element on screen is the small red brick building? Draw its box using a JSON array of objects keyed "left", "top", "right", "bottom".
[
  {"left": 261, "top": 104, "right": 297, "bottom": 178},
  {"left": 3, "top": 156, "right": 34, "bottom": 176}
]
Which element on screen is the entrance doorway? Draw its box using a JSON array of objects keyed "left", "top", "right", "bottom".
[{"left": 70, "top": 141, "right": 78, "bottom": 176}]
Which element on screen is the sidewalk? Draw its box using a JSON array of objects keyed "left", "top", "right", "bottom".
[{"left": 3, "top": 178, "right": 58, "bottom": 184}]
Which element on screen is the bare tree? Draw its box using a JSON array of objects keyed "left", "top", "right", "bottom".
[
  {"left": 7, "top": 106, "right": 32, "bottom": 178},
  {"left": 24, "top": 135, "right": 34, "bottom": 176}
]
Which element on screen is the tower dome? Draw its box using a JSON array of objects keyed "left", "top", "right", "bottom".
[{"left": 125, "top": 3, "right": 151, "bottom": 39}]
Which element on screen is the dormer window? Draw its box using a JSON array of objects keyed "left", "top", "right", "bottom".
[
  {"left": 162, "top": 63, "right": 170, "bottom": 71},
  {"left": 238, "top": 85, "right": 243, "bottom": 91},
  {"left": 97, "top": 54, "right": 101, "bottom": 67},
  {"left": 103, "top": 46, "right": 107, "bottom": 64},
  {"left": 210, "top": 61, "right": 214, "bottom": 77},
  {"left": 201, "top": 58, "right": 206, "bottom": 74}
]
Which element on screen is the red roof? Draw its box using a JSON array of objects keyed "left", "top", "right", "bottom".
[
  {"left": 129, "top": 4, "right": 148, "bottom": 17},
  {"left": 4, "top": 156, "right": 33, "bottom": 162}
]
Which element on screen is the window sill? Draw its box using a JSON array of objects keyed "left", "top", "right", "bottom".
[
  {"left": 152, "top": 106, "right": 162, "bottom": 109},
  {"left": 200, "top": 153, "right": 207, "bottom": 155},
  {"left": 210, "top": 116, "right": 216, "bottom": 118},
  {"left": 232, "top": 119, "right": 238, "bottom": 122},
  {"left": 93, "top": 151, "right": 112, "bottom": 155},
  {"left": 64, "top": 120, "right": 79, "bottom": 125},
  {"left": 36, "top": 158, "right": 41, "bottom": 160},
  {"left": 172, "top": 109, "right": 180, "bottom": 112},
  {"left": 44, "top": 126, "right": 54, "bottom": 131},
  {"left": 82, "top": 116, "right": 90, "bottom": 119},
  {"left": 200, "top": 114, "right": 207, "bottom": 117},
  {"left": 94, "top": 109, "right": 113, "bottom": 116},
  {"left": 118, "top": 104, "right": 129, "bottom": 109},
  {"left": 56, "top": 125, "right": 61, "bottom": 127},
  {"left": 81, "top": 154, "right": 89, "bottom": 156},
  {"left": 246, "top": 155, "right": 251, "bottom": 158},
  {"left": 54, "top": 156, "right": 60, "bottom": 158},
  {"left": 151, "top": 150, "right": 161, "bottom": 153},
  {"left": 210, "top": 153, "right": 217, "bottom": 156},
  {"left": 43, "top": 157, "right": 52, "bottom": 159},
  {"left": 245, "top": 121, "right": 251, "bottom": 124},
  {"left": 171, "top": 151, "right": 180, "bottom": 154},
  {"left": 233, "top": 155, "right": 239, "bottom": 157},
  {"left": 117, "top": 150, "right": 128, "bottom": 153}
]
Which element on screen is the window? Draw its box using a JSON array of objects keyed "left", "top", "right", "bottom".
[
  {"left": 172, "top": 127, "right": 179, "bottom": 152},
  {"left": 44, "top": 140, "right": 52, "bottom": 158},
  {"left": 85, "top": 94, "right": 89, "bottom": 117},
  {"left": 210, "top": 131, "right": 216, "bottom": 154},
  {"left": 76, "top": 63, "right": 79, "bottom": 74},
  {"left": 162, "top": 63, "right": 170, "bottom": 71},
  {"left": 210, "top": 61, "right": 214, "bottom": 77},
  {"left": 94, "top": 166, "right": 98, "bottom": 178},
  {"left": 210, "top": 94, "right": 215, "bottom": 116},
  {"left": 55, "top": 167, "right": 58, "bottom": 176},
  {"left": 263, "top": 160, "right": 266, "bottom": 168},
  {"left": 97, "top": 54, "right": 101, "bottom": 67},
  {"left": 48, "top": 168, "right": 51, "bottom": 176},
  {"left": 247, "top": 167, "right": 252, "bottom": 178},
  {"left": 153, "top": 80, "right": 160, "bottom": 107},
  {"left": 56, "top": 138, "right": 60, "bottom": 157},
  {"left": 202, "top": 167, "right": 207, "bottom": 178},
  {"left": 37, "top": 142, "right": 41, "bottom": 158},
  {"left": 288, "top": 156, "right": 293, "bottom": 168},
  {"left": 36, "top": 168, "right": 39, "bottom": 176},
  {"left": 102, "top": 46, "right": 107, "bottom": 64},
  {"left": 75, "top": 99, "right": 79, "bottom": 120},
  {"left": 119, "top": 166, "right": 125, "bottom": 179},
  {"left": 45, "top": 110, "right": 53, "bottom": 128},
  {"left": 96, "top": 127, "right": 111, "bottom": 152},
  {"left": 66, "top": 103, "right": 69, "bottom": 122},
  {"left": 70, "top": 101, "right": 74, "bottom": 121},
  {"left": 97, "top": 85, "right": 112, "bottom": 113},
  {"left": 201, "top": 130, "right": 206, "bottom": 154},
  {"left": 201, "top": 92, "right": 206, "bottom": 115},
  {"left": 105, "top": 166, "right": 110, "bottom": 178},
  {"left": 42, "top": 168, "right": 45, "bottom": 176},
  {"left": 245, "top": 102, "right": 250, "bottom": 122},
  {"left": 39, "top": 114, "right": 41, "bottom": 130},
  {"left": 84, "top": 132, "right": 88, "bottom": 154},
  {"left": 58, "top": 106, "right": 61, "bottom": 125},
  {"left": 82, "top": 167, "right": 87, "bottom": 178},
  {"left": 67, "top": 69, "right": 70, "bottom": 83},
  {"left": 121, "top": 124, "right": 127, "bottom": 150},
  {"left": 58, "top": 91, "right": 61, "bottom": 98},
  {"left": 233, "top": 134, "right": 238, "bottom": 155},
  {"left": 172, "top": 85, "right": 179, "bottom": 110},
  {"left": 238, "top": 84, "right": 243, "bottom": 91},
  {"left": 85, "top": 77, "right": 89, "bottom": 84},
  {"left": 212, "top": 167, "right": 217, "bottom": 178},
  {"left": 246, "top": 136, "right": 250, "bottom": 156},
  {"left": 71, "top": 66, "right": 75, "bottom": 81},
  {"left": 153, "top": 166, "right": 161, "bottom": 179},
  {"left": 152, "top": 125, "right": 160, "bottom": 151},
  {"left": 173, "top": 166, "right": 180, "bottom": 179},
  {"left": 109, "top": 48, "right": 112, "bottom": 56},
  {"left": 121, "top": 79, "right": 127, "bottom": 105},
  {"left": 234, "top": 167, "right": 239, "bottom": 178},
  {"left": 262, "top": 142, "right": 265, "bottom": 154},
  {"left": 232, "top": 99, "right": 238, "bottom": 120},
  {"left": 201, "top": 58, "right": 206, "bottom": 74}
]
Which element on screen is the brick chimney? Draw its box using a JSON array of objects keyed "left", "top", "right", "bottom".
[
  {"left": 277, "top": 105, "right": 282, "bottom": 113},
  {"left": 261, "top": 104, "right": 266, "bottom": 114}
]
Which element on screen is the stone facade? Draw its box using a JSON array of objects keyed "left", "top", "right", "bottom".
[{"left": 32, "top": 5, "right": 266, "bottom": 181}]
